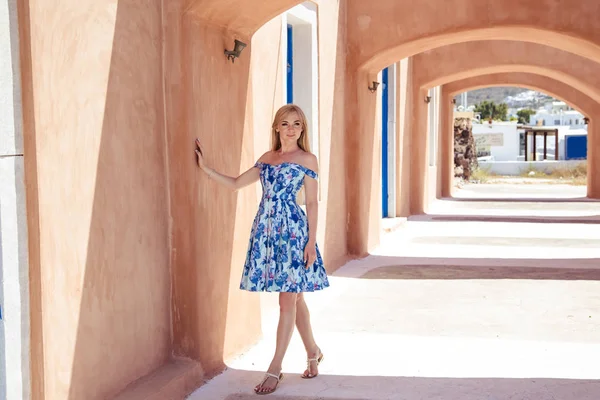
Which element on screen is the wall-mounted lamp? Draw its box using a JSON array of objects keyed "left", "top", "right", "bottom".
[
  {"left": 224, "top": 39, "right": 247, "bottom": 63},
  {"left": 424, "top": 96, "right": 431, "bottom": 103},
  {"left": 368, "top": 81, "right": 380, "bottom": 93},
  {"left": 584, "top": 117, "right": 590, "bottom": 125}
]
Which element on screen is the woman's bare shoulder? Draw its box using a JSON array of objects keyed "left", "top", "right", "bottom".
[
  {"left": 257, "top": 151, "right": 274, "bottom": 163},
  {"left": 298, "top": 151, "right": 318, "bottom": 171}
]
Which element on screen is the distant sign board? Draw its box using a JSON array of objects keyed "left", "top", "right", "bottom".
[
  {"left": 473, "top": 133, "right": 504, "bottom": 158},
  {"left": 474, "top": 133, "right": 504, "bottom": 147}
]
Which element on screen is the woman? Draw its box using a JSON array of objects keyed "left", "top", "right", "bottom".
[{"left": 195, "top": 104, "right": 329, "bottom": 395}]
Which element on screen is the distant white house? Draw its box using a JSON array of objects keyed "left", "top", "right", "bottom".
[
  {"left": 472, "top": 121, "right": 587, "bottom": 162},
  {"left": 530, "top": 101, "right": 587, "bottom": 129}
]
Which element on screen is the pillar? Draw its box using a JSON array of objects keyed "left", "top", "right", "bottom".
[
  {"left": 409, "top": 86, "right": 430, "bottom": 215},
  {"left": 347, "top": 68, "right": 381, "bottom": 255},
  {"left": 396, "top": 58, "right": 413, "bottom": 217},
  {"left": 439, "top": 90, "right": 454, "bottom": 198}
]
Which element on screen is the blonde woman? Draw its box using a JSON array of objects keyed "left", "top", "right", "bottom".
[{"left": 195, "top": 104, "right": 329, "bottom": 395}]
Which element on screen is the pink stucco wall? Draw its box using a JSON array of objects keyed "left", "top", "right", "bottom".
[
  {"left": 21, "top": 0, "right": 348, "bottom": 398},
  {"left": 22, "top": 0, "right": 170, "bottom": 398},
  {"left": 18, "top": 0, "right": 600, "bottom": 398}
]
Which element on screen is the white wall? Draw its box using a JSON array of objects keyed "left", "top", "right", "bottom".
[
  {"left": 472, "top": 122, "right": 520, "bottom": 161},
  {"left": 0, "top": 0, "right": 31, "bottom": 398},
  {"left": 531, "top": 110, "right": 587, "bottom": 130},
  {"left": 283, "top": 3, "right": 319, "bottom": 159},
  {"left": 478, "top": 160, "right": 587, "bottom": 176}
]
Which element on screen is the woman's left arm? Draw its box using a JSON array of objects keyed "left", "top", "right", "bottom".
[{"left": 303, "top": 155, "right": 319, "bottom": 268}]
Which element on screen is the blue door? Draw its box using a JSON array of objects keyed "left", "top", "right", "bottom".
[
  {"left": 565, "top": 135, "right": 587, "bottom": 160},
  {"left": 286, "top": 24, "right": 293, "bottom": 104},
  {"left": 381, "top": 67, "right": 389, "bottom": 217}
]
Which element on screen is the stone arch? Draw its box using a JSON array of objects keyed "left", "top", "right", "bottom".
[
  {"left": 438, "top": 73, "right": 600, "bottom": 197},
  {"left": 408, "top": 41, "right": 600, "bottom": 204},
  {"left": 348, "top": 0, "right": 600, "bottom": 72},
  {"left": 445, "top": 74, "right": 599, "bottom": 118},
  {"left": 412, "top": 55, "right": 600, "bottom": 206},
  {"left": 346, "top": 0, "right": 600, "bottom": 255},
  {"left": 414, "top": 41, "right": 600, "bottom": 104},
  {"left": 345, "top": 40, "right": 600, "bottom": 254}
]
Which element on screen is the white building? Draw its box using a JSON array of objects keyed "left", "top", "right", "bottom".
[
  {"left": 530, "top": 101, "right": 587, "bottom": 129},
  {"left": 472, "top": 122, "right": 587, "bottom": 162}
]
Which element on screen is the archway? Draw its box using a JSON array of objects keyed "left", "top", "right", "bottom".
[
  {"left": 438, "top": 73, "right": 600, "bottom": 198},
  {"left": 414, "top": 41, "right": 600, "bottom": 103},
  {"left": 346, "top": 26, "right": 600, "bottom": 255},
  {"left": 347, "top": 0, "right": 600, "bottom": 71}
]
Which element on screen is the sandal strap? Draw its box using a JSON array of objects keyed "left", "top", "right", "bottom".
[{"left": 264, "top": 372, "right": 280, "bottom": 381}]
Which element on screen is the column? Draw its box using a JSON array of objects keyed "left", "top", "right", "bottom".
[
  {"left": 409, "top": 86, "right": 429, "bottom": 214},
  {"left": 396, "top": 58, "right": 412, "bottom": 217},
  {"left": 439, "top": 90, "right": 454, "bottom": 198}
]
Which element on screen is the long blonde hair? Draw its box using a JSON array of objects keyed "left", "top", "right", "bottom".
[{"left": 271, "top": 104, "right": 311, "bottom": 152}]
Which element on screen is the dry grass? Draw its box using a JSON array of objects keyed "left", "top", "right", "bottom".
[
  {"left": 469, "top": 166, "right": 495, "bottom": 183},
  {"left": 519, "top": 163, "right": 587, "bottom": 185}
]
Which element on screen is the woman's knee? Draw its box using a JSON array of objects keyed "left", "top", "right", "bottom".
[{"left": 279, "top": 293, "right": 298, "bottom": 313}]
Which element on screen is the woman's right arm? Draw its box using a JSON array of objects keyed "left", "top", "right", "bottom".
[
  {"left": 195, "top": 138, "right": 262, "bottom": 191},
  {"left": 202, "top": 164, "right": 260, "bottom": 191}
]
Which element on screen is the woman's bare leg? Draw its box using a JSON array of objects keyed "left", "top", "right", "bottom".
[
  {"left": 295, "top": 293, "right": 321, "bottom": 377},
  {"left": 255, "top": 292, "right": 297, "bottom": 394}
]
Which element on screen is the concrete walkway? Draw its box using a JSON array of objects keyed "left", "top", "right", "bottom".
[{"left": 188, "top": 184, "right": 600, "bottom": 400}]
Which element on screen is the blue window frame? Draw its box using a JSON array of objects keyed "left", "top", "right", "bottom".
[
  {"left": 286, "top": 24, "right": 293, "bottom": 104},
  {"left": 381, "top": 67, "right": 389, "bottom": 217}
]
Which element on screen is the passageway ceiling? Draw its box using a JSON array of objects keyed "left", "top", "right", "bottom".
[
  {"left": 187, "top": 0, "right": 305, "bottom": 37},
  {"left": 185, "top": 1, "right": 600, "bottom": 118},
  {"left": 348, "top": 0, "right": 600, "bottom": 72}
]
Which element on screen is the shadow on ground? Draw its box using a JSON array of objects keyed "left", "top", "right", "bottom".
[
  {"left": 334, "top": 255, "right": 600, "bottom": 280},
  {"left": 444, "top": 197, "right": 598, "bottom": 203},
  {"left": 410, "top": 214, "right": 600, "bottom": 224},
  {"left": 360, "top": 264, "right": 600, "bottom": 280}
]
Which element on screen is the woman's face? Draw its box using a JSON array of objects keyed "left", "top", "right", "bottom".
[{"left": 276, "top": 111, "right": 303, "bottom": 144}]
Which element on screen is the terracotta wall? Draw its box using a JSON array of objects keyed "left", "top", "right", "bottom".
[
  {"left": 21, "top": 0, "right": 600, "bottom": 398},
  {"left": 21, "top": 0, "right": 171, "bottom": 398}
]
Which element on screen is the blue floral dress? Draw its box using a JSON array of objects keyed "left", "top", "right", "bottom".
[{"left": 239, "top": 162, "right": 330, "bottom": 292}]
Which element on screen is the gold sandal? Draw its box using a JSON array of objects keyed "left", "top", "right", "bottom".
[
  {"left": 301, "top": 351, "right": 324, "bottom": 379},
  {"left": 254, "top": 372, "right": 284, "bottom": 395}
]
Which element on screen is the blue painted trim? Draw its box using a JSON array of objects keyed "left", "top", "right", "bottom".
[
  {"left": 286, "top": 24, "right": 293, "bottom": 104},
  {"left": 381, "top": 67, "right": 389, "bottom": 217}
]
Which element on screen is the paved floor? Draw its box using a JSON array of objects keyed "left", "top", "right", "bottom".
[{"left": 188, "top": 184, "right": 600, "bottom": 400}]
